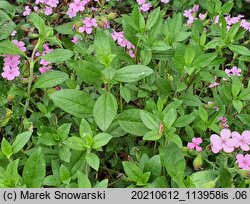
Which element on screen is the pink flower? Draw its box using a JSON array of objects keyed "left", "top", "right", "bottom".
[
  {"left": 137, "top": 0, "right": 146, "bottom": 5},
  {"left": 23, "top": 6, "right": 31, "bottom": 16},
  {"left": 214, "top": 15, "right": 219, "bottom": 24},
  {"left": 44, "top": 6, "right": 53, "bottom": 15},
  {"left": 161, "top": 0, "right": 170, "bottom": 3},
  {"left": 72, "top": 36, "right": 78, "bottom": 44},
  {"left": 225, "top": 66, "right": 241, "bottom": 77},
  {"left": 210, "top": 129, "right": 236, "bottom": 153},
  {"left": 187, "top": 137, "right": 203, "bottom": 152},
  {"left": 236, "top": 154, "right": 250, "bottom": 170},
  {"left": 140, "top": 3, "right": 152, "bottom": 12},
  {"left": 11, "top": 30, "right": 17, "bottom": 36},
  {"left": 199, "top": 13, "right": 206, "bottom": 20},
  {"left": 39, "top": 66, "right": 52, "bottom": 73},
  {"left": 128, "top": 50, "right": 135, "bottom": 58},
  {"left": 1, "top": 67, "right": 20, "bottom": 80},
  {"left": 209, "top": 81, "right": 219, "bottom": 88},
  {"left": 66, "top": 7, "right": 77, "bottom": 18},
  {"left": 12, "top": 40, "right": 26, "bottom": 52},
  {"left": 232, "top": 131, "right": 250, "bottom": 151},
  {"left": 192, "top": 5, "right": 199, "bottom": 13},
  {"left": 241, "top": 19, "right": 250, "bottom": 31}
]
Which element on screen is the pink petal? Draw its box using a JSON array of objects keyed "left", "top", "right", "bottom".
[
  {"left": 221, "top": 129, "right": 231, "bottom": 139},
  {"left": 187, "top": 143, "right": 195, "bottom": 149},
  {"left": 240, "top": 144, "right": 250, "bottom": 151},
  {"left": 222, "top": 144, "right": 234, "bottom": 153},
  {"left": 210, "top": 134, "right": 221, "bottom": 144},
  {"left": 242, "top": 130, "right": 250, "bottom": 142},
  {"left": 211, "top": 145, "right": 220, "bottom": 154}
]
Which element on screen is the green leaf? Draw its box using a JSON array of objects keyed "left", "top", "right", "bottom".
[
  {"left": 140, "top": 110, "right": 160, "bottom": 131},
  {"left": 42, "top": 49, "right": 74, "bottom": 63},
  {"left": 144, "top": 155, "right": 161, "bottom": 179},
  {"left": 232, "top": 76, "right": 242, "bottom": 98},
  {"left": 1, "top": 138, "right": 12, "bottom": 159},
  {"left": 59, "top": 145, "right": 71, "bottom": 163},
  {"left": 57, "top": 123, "right": 71, "bottom": 141},
  {"left": 226, "top": 22, "right": 240, "bottom": 42},
  {"left": 23, "top": 148, "right": 46, "bottom": 187},
  {"left": 238, "top": 114, "right": 250, "bottom": 127},
  {"left": 0, "top": 11, "right": 16, "bottom": 40},
  {"left": 146, "top": 7, "right": 160, "bottom": 30},
  {"left": 189, "top": 170, "right": 217, "bottom": 188},
  {"left": 94, "top": 29, "right": 111, "bottom": 56},
  {"left": 219, "top": 168, "right": 232, "bottom": 187},
  {"left": 163, "top": 108, "right": 177, "bottom": 130},
  {"left": 0, "top": 1, "right": 15, "bottom": 14},
  {"left": 113, "top": 65, "right": 154, "bottom": 83},
  {"left": 94, "top": 179, "right": 109, "bottom": 188},
  {"left": 50, "top": 89, "right": 94, "bottom": 118},
  {"left": 233, "top": 100, "right": 243, "bottom": 113},
  {"left": 192, "top": 53, "right": 217, "bottom": 68},
  {"left": 33, "top": 70, "right": 68, "bottom": 90},
  {"left": 70, "top": 60, "right": 101, "bottom": 84},
  {"left": 184, "top": 46, "right": 195, "bottom": 66},
  {"left": 12, "top": 131, "right": 32, "bottom": 154},
  {"left": 93, "top": 93, "right": 117, "bottom": 132},
  {"left": 77, "top": 172, "right": 91, "bottom": 188},
  {"left": 92, "top": 133, "right": 113, "bottom": 149},
  {"left": 162, "top": 142, "right": 186, "bottom": 178},
  {"left": 198, "top": 106, "right": 208, "bottom": 122},
  {"left": 221, "top": 1, "right": 234, "bottom": 14},
  {"left": 229, "top": 45, "right": 250, "bottom": 56},
  {"left": 174, "top": 114, "right": 196, "bottom": 127},
  {"left": 6, "top": 159, "right": 20, "bottom": 187},
  {"left": 55, "top": 22, "right": 75, "bottom": 35},
  {"left": 0, "top": 40, "right": 26, "bottom": 56},
  {"left": 122, "top": 161, "right": 143, "bottom": 183},
  {"left": 60, "top": 165, "right": 71, "bottom": 184},
  {"left": 120, "top": 85, "right": 131, "bottom": 103},
  {"left": 64, "top": 137, "right": 85, "bottom": 151},
  {"left": 79, "top": 118, "right": 92, "bottom": 137},
  {"left": 43, "top": 175, "right": 61, "bottom": 186},
  {"left": 143, "top": 130, "right": 161, "bottom": 141},
  {"left": 118, "top": 109, "right": 150, "bottom": 136},
  {"left": 179, "top": 94, "right": 202, "bottom": 107},
  {"left": 85, "top": 153, "right": 100, "bottom": 171},
  {"left": 28, "top": 13, "right": 46, "bottom": 34}
]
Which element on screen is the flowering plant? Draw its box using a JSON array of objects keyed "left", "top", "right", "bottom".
[{"left": 0, "top": 0, "right": 250, "bottom": 188}]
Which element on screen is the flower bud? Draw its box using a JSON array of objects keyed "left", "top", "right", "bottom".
[
  {"left": 193, "top": 153, "right": 203, "bottom": 171},
  {"left": 238, "top": 170, "right": 250, "bottom": 178},
  {"left": 107, "top": 12, "right": 117, "bottom": 20},
  {"left": 202, "top": 181, "right": 216, "bottom": 188}
]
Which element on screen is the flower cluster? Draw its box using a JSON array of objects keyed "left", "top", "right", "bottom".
[
  {"left": 225, "top": 66, "right": 241, "bottom": 77},
  {"left": 78, "top": 17, "right": 98, "bottom": 34},
  {"left": 137, "top": 0, "right": 152, "bottom": 12},
  {"left": 23, "top": 0, "right": 60, "bottom": 16},
  {"left": 187, "top": 137, "right": 203, "bottom": 152},
  {"left": 210, "top": 129, "right": 250, "bottom": 170},
  {"left": 112, "top": 31, "right": 135, "bottom": 58},
  {"left": 1, "top": 40, "right": 26, "bottom": 81},
  {"left": 214, "top": 14, "right": 250, "bottom": 32},
  {"left": 183, "top": 5, "right": 200, "bottom": 25},
  {"left": 210, "top": 129, "right": 250, "bottom": 153},
  {"left": 67, "top": 0, "right": 90, "bottom": 18},
  {"left": 35, "top": 44, "right": 54, "bottom": 73}
]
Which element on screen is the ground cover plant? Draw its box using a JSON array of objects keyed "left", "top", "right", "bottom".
[{"left": 0, "top": 0, "right": 250, "bottom": 188}]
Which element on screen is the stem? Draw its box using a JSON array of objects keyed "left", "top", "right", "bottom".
[{"left": 22, "top": 39, "right": 41, "bottom": 118}]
